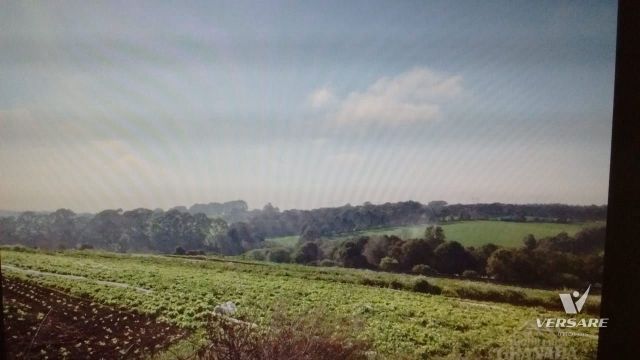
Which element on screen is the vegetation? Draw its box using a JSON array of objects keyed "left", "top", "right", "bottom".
[
  {"left": 268, "top": 220, "right": 604, "bottom": 248},
  {"left": 1, "top": 248, "right": 599, "bottom": 358},
  {"left": 305, "top": 224, "right": 604, "bottom": 289},
  {"left": 195, "top": 310, "right": 373, "bottom": 360},
  {"left": 0, "top": 201, "right": 605, "bottom": 256}
]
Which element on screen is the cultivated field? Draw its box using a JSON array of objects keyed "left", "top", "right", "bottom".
[
  {"left": 1, "top": 248, "right": 599, "bottom": 359},
  {"left": 267, "top": 220, "right": 604, "bottom": 248}
]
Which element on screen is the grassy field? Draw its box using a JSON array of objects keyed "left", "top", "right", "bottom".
[
  {"left": 267, "top": 220, "right": 605, "bottom": 248},
  {"left": 1, "top": 248, "right": 599, "bottom": 359}
]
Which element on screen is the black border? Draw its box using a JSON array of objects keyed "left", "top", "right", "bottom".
[{"left": 597, "top": 1, "right": 640, "bottom": 359}]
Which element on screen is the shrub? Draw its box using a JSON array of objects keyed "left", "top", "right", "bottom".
[
  {"left": 245, "top": 249, "right": 268, "bottom": 261},
  {"left": 268, "top": 248, "right": 291, "bottom": 263},
  {"left": 293, "top": 242, "right": 322, "bottom": 264},
  {"left": 462, "top": 270, "right": 480, "bottom": 279},
  {"left": 388, "top": 280, "right": 404, "bottom": 290},
  {"left": 412, "top": 264, "right": 438, "bottom": 276},
  {"left": 78, "top": 244, "right": 94, "bottom": 250},
  {"left": 319, "top": 259, "right": 337, "bottom": 267},
  {"left": 379, "top": 257, "right": 400, "bottom": 272},
  {"left": 196, "top": 309, "right": 373, "bottom": 360},
  {"left": 359, "top": 277, "right": 387, "bottom": 288},
  {"left": 186, "top": 250, "right": 206, "bottom": 256},
  {"left": 411, "top": 277, "right": 442, "bottom": 295},
  {"left": 10, "top": 245, "right": 36, "bottom": 253},
  {"left": 175, "top": 246, "right": 186, "bottom": 255}
]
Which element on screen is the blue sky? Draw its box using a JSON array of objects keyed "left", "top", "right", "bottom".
[{"left": 0, "top": 1, "right": 617, "bottom": 212}]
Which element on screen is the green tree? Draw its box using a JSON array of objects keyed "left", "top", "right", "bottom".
[
  {"left": 424, "top": 225, "right": 445, "bottom": 249},
  {"left": 433, "top": 241, "right": 473, "bottom": 275},
  {"left": 293, "top": 242, "right": 322, "bottom": 264},
  {"left": 523, "top": 234, "right": 537, "bottom": 251},
  {"left": 400, "top": 239, "right": 433, "bottom": 271}
]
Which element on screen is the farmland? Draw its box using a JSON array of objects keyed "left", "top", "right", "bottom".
[
  {"left": 2, "top": 277, "right": 187, "bottom": 359},
  {"left": 1, "top": 248, "right": 600, "bottom": 359},
  {"left": 267, "top": 220, "right": 605, "bottom": 248}
]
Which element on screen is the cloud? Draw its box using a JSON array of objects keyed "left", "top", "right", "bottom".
[
  {"left": 317, "top": 67, "right": 462, "bottom": 126},
  {"left": 307, "top": 86, "right": 336, "bottom": 109}
]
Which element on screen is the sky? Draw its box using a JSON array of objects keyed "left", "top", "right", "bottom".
[{"left": 0, "top": 1, "right": 617, "bottom": 212}]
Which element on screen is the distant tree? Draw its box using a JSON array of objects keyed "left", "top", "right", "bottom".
[
  {"left": 299, "top": 225, "right": 321, "bottom": 243},
  {"left": 433, "top": 241, "right": 473, "bottom": 275},
  {"left": 399, "top": 239, "right": 433, "bottom": 271},
  {"left": 175, "top": 246, "right": 186, "bottom": 255},
  {"left": 479, "top": 243, "right": 499, "bottom": 258},
  {"left": 205, "top": 218, "right": 229, "bottom": 250},
  {"left": 227, "top": 222, "right": 262, "bottom": 251},
  {"left": 15, "top": 212, "right": 48, "bottom": 248},
  {"left": 83, "top": 209, "right": 126, "bottom": 252},
  {"left": 469, "top": 243, "right": 499, "bottom": 274},
  {"left": 333, "top": 237, "right": 369, "bottom": 268},
  {"left": 424, "top": 226, "right": 445, "bottom": 249},
  {"left": 150, "top": 209, "right": 185, "bottom": 253},
  {"left": 47, "top": 209, "right": 77, "bottom": 249},
  {"left": 571, "top": 226, "right": 606, "bottom": 254},
  {"left": 486, "top": 248, "right": 515, "bottom": 281},
  {"left": 122, "top": 208, "right": 154, "bottom": 251},
  {"left": 293, "top": 242, "right": 322, "bottom": 264},
  {"left": 523, "top": 234, "right": 537, "bottom": 251},
  {"left": 0, "top": 217, "right": 17, "bottom": 245},
  {"left": 362, "top": 235, "right": 402, "bottom": 267},
  {"left": 486, "top": 248, "right": 537, "bottom": 283}
]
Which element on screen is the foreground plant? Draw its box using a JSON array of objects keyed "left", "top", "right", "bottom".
[{"left": 195, "top": 309, "right": 374, "bottom": 360}]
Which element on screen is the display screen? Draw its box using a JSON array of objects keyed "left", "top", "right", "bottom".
[{"left": 1, "top": 1, "right": 616, "bottom": 359}]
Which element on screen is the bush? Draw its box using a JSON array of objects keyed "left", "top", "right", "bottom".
[
  {"left": 293, "top": 242, "right": 322, "bottom": 264},
  {"left": 268, "top": 248, "right": 291, "bottom": 263},
  {"left": 359, "top": 277, "right": 388, "bottom": 288},
  {"left": 78, "top": 244, "right": 94, "bottom": 250},
  {"left": 319, "top": 259, "right": 337, "bottom": 267},
  {"left": 379, "top": 257, "right": 400, "bottom": 272},
  {"left": 412, "top": 277, "right": 442, "bottom": 295},
  {"left": 175, "top": 246, "right": 186, "bottom": 255},
  {"left": 196, "top": 309, "right": 373, "bottom": 360},
  {"left": 412, "top": 264, "right": 438, "bottom": 276},
  {"left": 7, "top": 245, "right": 36, "bottom": 253},
  {"left": 186, "top": 250, "right": 206, "bottom": 256},
  {"left": 388, "top": 280, "right": 404, "bottom": 290},
  {"left": 244, "top": 249, "right": 268, "bottom": 261},
  {"left": 462, "top": 270, "right": 480, "bottom": 279}
]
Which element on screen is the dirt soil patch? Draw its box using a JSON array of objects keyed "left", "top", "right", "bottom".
[{"left": 2, "top": 276, "right": 188, "bottom": 359}]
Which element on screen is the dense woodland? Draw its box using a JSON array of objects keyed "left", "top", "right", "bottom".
[{"left": 0, "top": 201, "right": 606, "bottom": 288}]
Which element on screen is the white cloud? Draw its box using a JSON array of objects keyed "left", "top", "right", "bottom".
[
  {"left": 307, "top": 86, "right": 336, "bottom": 109},
  {"left": 321, "top": 67, "right": 462, "bottom": 126}
]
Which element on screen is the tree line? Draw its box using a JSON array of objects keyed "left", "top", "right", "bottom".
[
  {"left": 0, "top": 200, "right": 606, "bottom": 258},
  {"left": 255, "top": 225, "right": 605, "bottom": 289},
  {"left": 0, "top": 208, "right": 260, "bottom": 255},
  {"left": 243, "top": 201, "right": 605, "bottom": 239}
]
